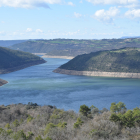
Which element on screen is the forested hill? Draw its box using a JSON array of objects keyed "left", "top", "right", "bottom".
[
  {"left": 59, "top": 47, "right": 140, "bottom": 73},
  {"left": 0, "top": 46, "right": 46, "bottom": 74},
  {"left": 9, "top": 38, "right": 140, "bottom": 57}
]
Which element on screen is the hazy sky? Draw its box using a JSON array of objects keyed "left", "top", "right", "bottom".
[{"left": 0, "top": 0, "right": 140, "bottom": 40}]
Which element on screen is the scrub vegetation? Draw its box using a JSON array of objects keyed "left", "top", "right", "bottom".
[
  {"left": 60, "top": 47, "right": 140, "bottom": 73},
  {"left": 0, "top": 102, "right": 140, "bottom": 140},
  {"left": 9, "top": 38, "right": 140, "bottom": 56}
]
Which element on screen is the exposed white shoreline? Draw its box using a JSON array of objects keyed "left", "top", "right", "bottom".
[
  {"left": 33, "top": 53, "right": 46, "bottom": 55},
  {"left": 32, "top": 53, "right": 74, "bottom": 59},
  {"left": 53, "top": 68, "right": 140, "bottom": 79},
  {"left": 42, "top": 55, "right": 74, "bottom": 59}
]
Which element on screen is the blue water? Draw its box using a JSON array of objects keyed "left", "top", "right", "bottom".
[{"left": 0, "top": 58, "right": 140, "bottom": 112}]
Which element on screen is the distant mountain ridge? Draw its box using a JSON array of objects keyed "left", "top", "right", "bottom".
[
  {"left": 121, "top": 36, "right": 140, "bottom": 39},
  {"left": 0, "top": 39, "right": 45, "bottom": 47},
  {"left": 0, "top": 40, "right": 28, "bottom": 47},
  {"left": 9, "top": 38, "right": 140, "bottom": 57}
]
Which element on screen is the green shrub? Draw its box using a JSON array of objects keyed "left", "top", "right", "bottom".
[
  {"left": 74, "top": 118, "right": 84, "bottom": 128},
  {"left": 27, "top": 132, "right": 34, "bottom": 139},
  {"left": 79, "top": 105, "right": 91, "bottom": 116},
  {"left": 35, "top": 135, "right": 43, "bottom": 140},
  {"left": 5, "top": 123, "right": 11, "bottom": 129},
  {"left": 44, "top": 137, "right": 52, "bottom": 140},
  {"left": 12, "top": 130, "right": 27, "bottom": 140},
  {"left": 57, "top": 122, "right": 67, "bottom": 128},
  {"left": 0, "top": 128, "right": 4, "bottom": 134},
  {"left": 27, "top": 115, "right": 34, "bottom": 123},
  {"left": 6, "top": 129, "right": 13, "bottom": 135},
  {"left": 89, "top": 129, "right": 97, "bottom": 136},
  {"left": 13, "top": 119, "right": 20, "bottom": 127},
  {"left": 44, "top": 123, "right": 56, "bottom": 135}
]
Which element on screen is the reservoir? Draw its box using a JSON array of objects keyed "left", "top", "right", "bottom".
[{"left": 0, "top": 58, "right": 140, "bottom": 112}]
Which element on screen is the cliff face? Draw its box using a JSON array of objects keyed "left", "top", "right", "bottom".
[
  {"left": 53, "top": 68, "right": 140, "bottom": 79},
  {"left": 0, "top": 79, "right": 8, "bottom": 87}
]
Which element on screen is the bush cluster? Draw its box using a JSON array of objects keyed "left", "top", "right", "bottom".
[{"left": 0, "top": 102, "right": 140, "bottom": 140}]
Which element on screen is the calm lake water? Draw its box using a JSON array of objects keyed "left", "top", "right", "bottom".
[{"left": 0, "top": 58, "right": 140, "bottom": 112}]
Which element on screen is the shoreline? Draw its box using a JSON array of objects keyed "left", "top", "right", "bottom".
[
  {"left": 0, "top": 79, "right": 8, "bottom": 87},
  {"left": 42, "top": 55, "right": 74, "bottom": 59},
  {"left": 53, "top": 68, "right": 140, "bottom": 79},
  {"left": 33, "top": 53, "right": 46, "bottom": 55}
]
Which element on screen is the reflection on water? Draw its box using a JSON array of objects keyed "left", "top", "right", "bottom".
[{"left": 0, "top": 58, "right": 140, "bottom": 112}]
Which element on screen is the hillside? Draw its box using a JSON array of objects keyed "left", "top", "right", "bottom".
[
  {"left": 53, "top": 48, "right": 140, "bottom": 78},
  {"left": 9, "top": 38, "right": 140, "bottom": 57},
  {"left": 0, "top": 102, "right": 140, "bottom": 140},
  {"left": 0, "top": 46, "right": 46, "bottom": 74}
]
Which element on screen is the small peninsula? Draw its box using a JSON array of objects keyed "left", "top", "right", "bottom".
[
  {"left": 53, "top": 47, "right": 140, "bottom": 78},
  {"left": 0, "top": 46, "right": 46, "bottom": 86},
  {"left": 0, "top": 46, "right": 46, "bottom": 74},
  {"left": 0, "top": 78, "right": 8, "bottom": 87}
]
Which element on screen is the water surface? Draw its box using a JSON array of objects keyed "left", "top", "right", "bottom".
[{"left": 0, "top": 58, "right": 140, "bottom": 112}]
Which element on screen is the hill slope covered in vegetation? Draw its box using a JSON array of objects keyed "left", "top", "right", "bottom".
[
  {"left": 9, "top": 38, "right": 140, "bottom": 57},
  {"left": 0, "top": 102, "right": 140, "bottom": 140},
  {"left": 0, "top": 46, "right": 46, "bottom": 74},
  {"left": 57, "top": 47, "right": 140, "bottom": 73}
]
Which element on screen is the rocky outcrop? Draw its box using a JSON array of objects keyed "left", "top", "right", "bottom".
[
  {"left": 53, "top": 68, "right": 140, "bottom": 78},
  {"left": 0, "top": 79, "right": 8, "bottom": 87},
  {"left": 0, "top": 60, "right": 46, "bottom": 74}
]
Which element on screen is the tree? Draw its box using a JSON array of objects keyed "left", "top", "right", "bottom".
[
  {"left": 79, "top": 104, "right": 91, "bottom": 116},
  {"left": 123, "top": 110, "right": 135, "bottom": 127},
  {"left": 117, "top": 102, "right": 126, "bottom": 113},
  {"left": 110, "top": 102, "right": 126, "bottom": 113},
  {"left": 90, "top": 105, "right": 99, "bottom": 115},
  {"left": 110, "top": 113, "right": 120, "bottom": 122},
  {"left": 133, "top": 107, "right": 140, "bottom": 124},
  {"left": 110, "top": 103, "right": 118, "bottom": 113}
]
